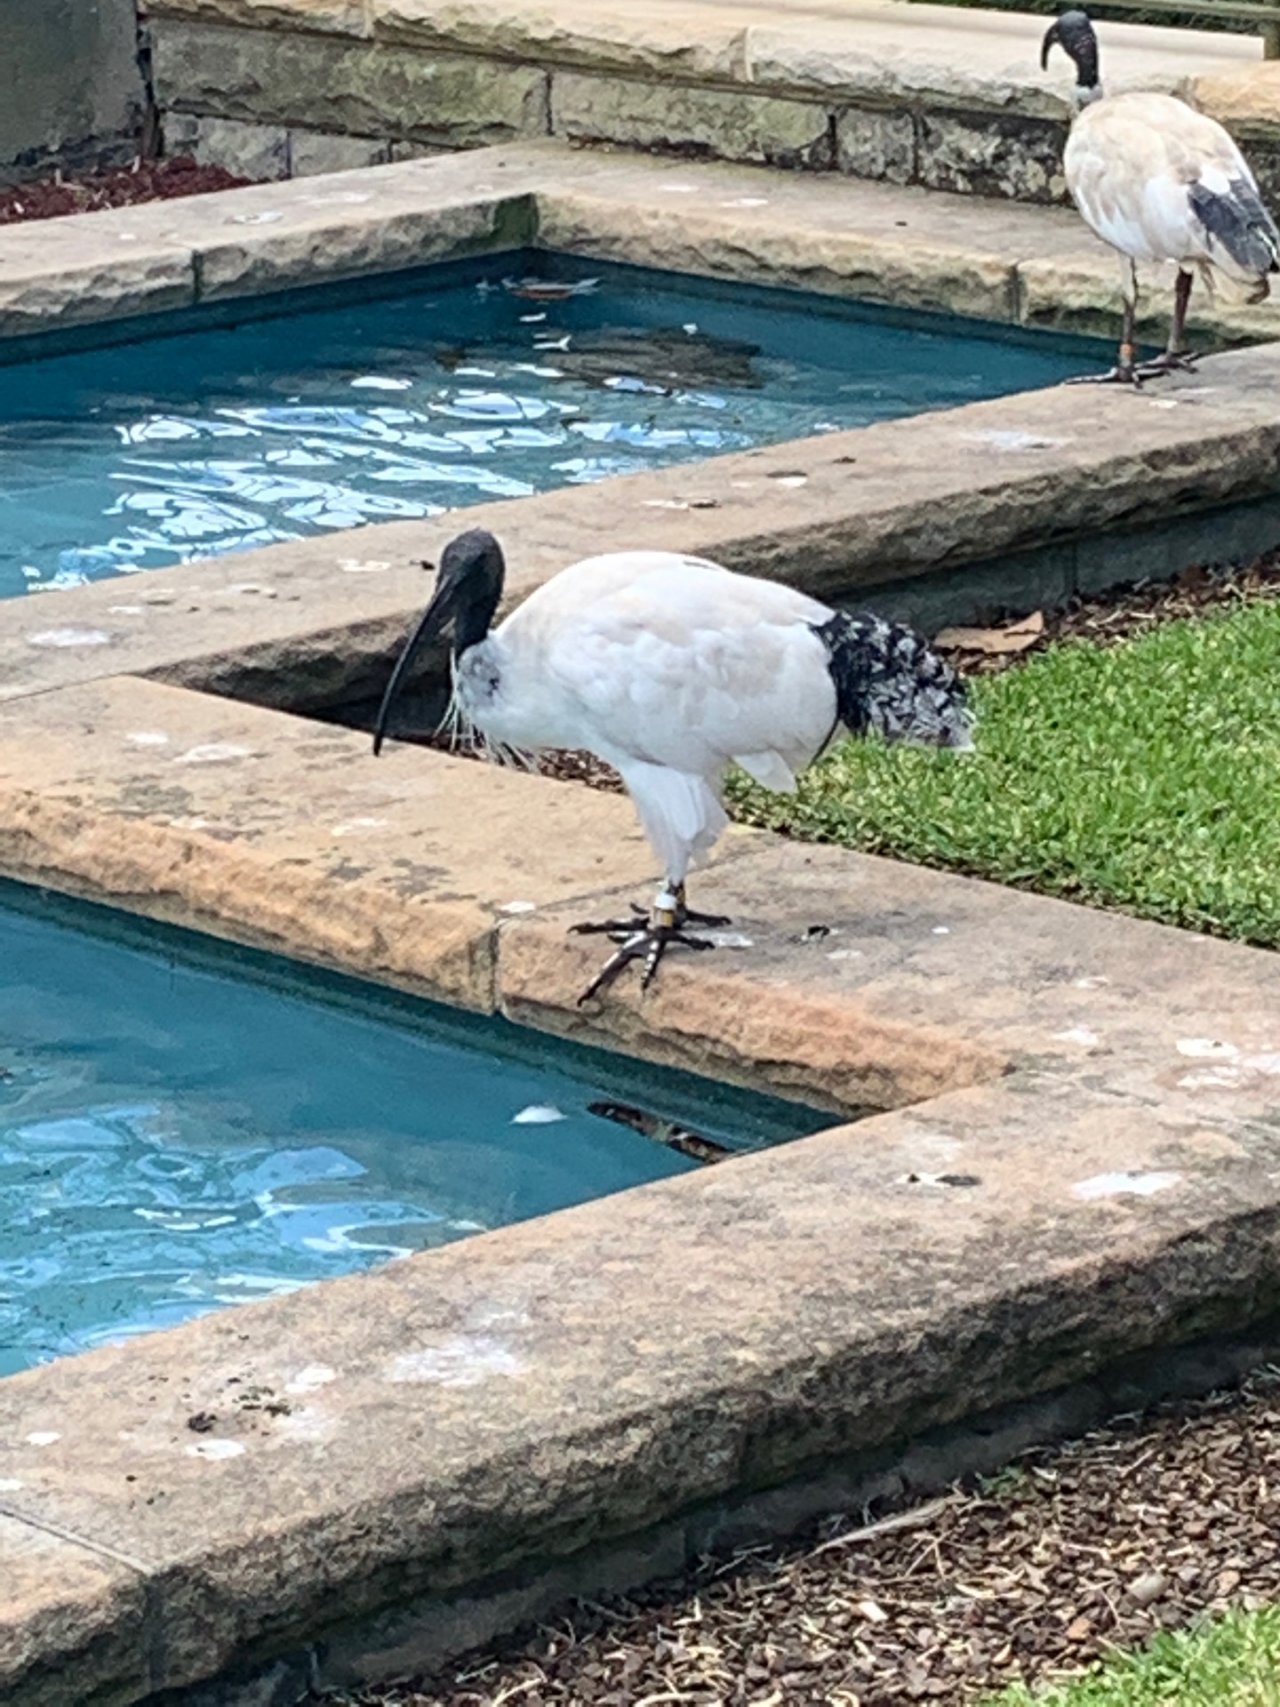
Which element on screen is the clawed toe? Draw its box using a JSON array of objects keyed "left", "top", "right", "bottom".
[
  {"left": 1065, "top": 365, "right": 1144, "bottom": 388},
  {"left": 681, "top": 907, "right": 731, "bottom": 928},
  {"left": 569, "top": 903, "right": 648, "bottom": 940},
  {"left": 570, "top": 891, "right": 730, "bottom": 1003},
  {"left": 575, "top": 923, "right": 717, "bottom": 1005},
  {"left": 1134, "top": 350, "right": 1200, "bottom": 379}
]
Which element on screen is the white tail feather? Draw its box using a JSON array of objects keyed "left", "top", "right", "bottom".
[{"left": 734, "top": 751, "right": 799, "bottom": 793}]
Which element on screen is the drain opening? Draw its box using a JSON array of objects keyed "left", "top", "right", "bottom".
[{"left": 589, "top": 1100, "right": 733, "bottom": 1165}]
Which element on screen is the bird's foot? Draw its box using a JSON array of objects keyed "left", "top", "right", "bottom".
[
  {"left": 1064, "top": 364, "right": 1145, "bottom": 388},
  {"left": 1133, "top": 349, "right": 1200, "bottom": 379},
  {"left": 570, "top": 895, "right": 731, "bottom": 1003}
]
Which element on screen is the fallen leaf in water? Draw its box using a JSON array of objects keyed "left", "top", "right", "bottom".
[{"left": 936, "top": 612, "right": 1045, "bottom": 655}]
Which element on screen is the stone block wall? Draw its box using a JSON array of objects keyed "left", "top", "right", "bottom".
[
  {"left": 144, "top": 0, "right": 1280, "bottom": 204},
  {"left": 1, "top": 0, "right": 148, "bottom": 185}
]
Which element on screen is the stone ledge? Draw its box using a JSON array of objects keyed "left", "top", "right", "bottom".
[
  {"left": 0, "top": 679, "right": 665, "bottom": 1016},
  {"left": 141, "top": 0, "right": 1280, "bottom": 202},
  {"left": 0, "top": 219, "right": 197, "bottom": 340},
  {"left": 4, "top": 143, "right": 1278, "bottom": 353},
  {"left": 359, "top": 0, "right": 1254, "bottom": 121},
  {"left": 147, "top": 0, "right": 374, "bottom": 36},
  {"left": 0, "top": 1515, "right": 149, "bottom": 1705},
  {"left": 0, "top": 145, "right": 551, "bottom": 339},
  {"left": 550, "top": 72, "right": 834, "bottom": 169},
  {"left": 1196, "top": 60, "right": 1280, "bottom": 135},
  {"left": 1, "top": 861, "right": 1279, "bottom": 1701}
]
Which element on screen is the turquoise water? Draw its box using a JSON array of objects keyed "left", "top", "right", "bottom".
[
  {"left": 0, "top": 254, "right": 1092, "bottom": 598},
  {"left": 0, "top": 887, "right": 825, "bottom": 1376}
]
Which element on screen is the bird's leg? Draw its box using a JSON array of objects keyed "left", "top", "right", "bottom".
[
  {"left": 1135, "top": 270, "right": 1200, "bottom": 377},
  {"left": 571, "top": 880, "right": 730, "bottom": 1004},
  {"left": 666, "top": 880, "right": 730, "bottom": 930},
  {"left": 1067, "top": 259, "right": 1144, "bottom": 386}
]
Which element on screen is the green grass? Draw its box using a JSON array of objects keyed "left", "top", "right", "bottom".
[
  {"left": 983, "top": 1606, "right": 1280, "bottom": 1705},
  {"left": 728, "top": 599, "right": 1280, "bottom": 946}
]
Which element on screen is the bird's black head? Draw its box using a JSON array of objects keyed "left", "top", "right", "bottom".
[
  {"left": 817, "top": 613, "right": 973, "bottom": 752},
  {"left": 372, "top": 529, "right": 505, "bottom": 756},
  {"left": 1041, "top": 9, "right": 1100, "bottom": 94}
]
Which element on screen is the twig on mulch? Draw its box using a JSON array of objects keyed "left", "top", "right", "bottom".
[{"left": 318, "top": 1366, "right": 1280, "bottom": 1706}]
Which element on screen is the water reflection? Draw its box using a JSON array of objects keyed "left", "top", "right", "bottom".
[
  {"left": 0, "top": 269, "right": 1087, "bottom": 597},
  {"left": 0, "top": 898, "right": 829, "bottom": 1375}
]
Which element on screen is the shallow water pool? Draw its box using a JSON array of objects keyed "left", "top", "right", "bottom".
[
  {"left": 0, "top": 885, "right": 826, "bottom": 1376},
  {"left": 0, "top": 254, "right": 1093, "bottom": 597}
]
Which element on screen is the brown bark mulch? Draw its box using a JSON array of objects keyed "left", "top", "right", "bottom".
[
  {"left": 319, "top": 1364, "right": 1280, "bottom": 1707},
  {"left": 936, "top": 550, "right": 1280, "bottom": 680},
  {"left": 0, "top": 157, "right": 253, "bottom": 225}
]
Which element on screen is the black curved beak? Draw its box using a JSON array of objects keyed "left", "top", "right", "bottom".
[
  {"left": 372, "top": 583, "right": 456, "bottom": 756},
  {"left": 1040, "top": 19, "right": 1062, "bottom": 70}
]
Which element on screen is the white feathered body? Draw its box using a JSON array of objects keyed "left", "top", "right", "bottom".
[
  {"left": 453, "top": 550, "right": 838, "bottom": 882},
  {"left": 1065, "top": 91, "right": 1280, "bottom": 293}
]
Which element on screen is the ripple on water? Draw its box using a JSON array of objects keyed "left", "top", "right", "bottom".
[
  {"left": 0, "top": 265, "right": 1089, "bottom": 597},
  {"left": 1, "top": 898, "right": 826, "bottom": 1375}
]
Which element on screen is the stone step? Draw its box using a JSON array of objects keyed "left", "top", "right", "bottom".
[{"left": 147, "top": 0, "right": 1280, "bottom": 205}]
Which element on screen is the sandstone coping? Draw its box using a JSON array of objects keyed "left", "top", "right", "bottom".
[
  {"left": 2, "top": 142, "right": 1277, "bottom": 353},
  {"left": 2, "top": 675, "right": 1280, "bottom": 1700},
  {"left": 0, "top": 145, "right": 554, "bottom": 340}
]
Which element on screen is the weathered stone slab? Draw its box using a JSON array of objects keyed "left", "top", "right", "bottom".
[
  {"left": 502, "top": 846, "right": 1009, "bottom": 1111},
  {"left": 374, "top": 0, "right": 751, "bottom": 82},
  {"left": 0, "top": 678, "right": 665, "bottom": 1012},
  {"left": 184, "top": 113, "right": 292, "bottom": 178},
  {"left": 836, "top": 105, "right": 916, "bottom": 185},
  {"left": 741, "top": 6, "right": 1231, "bottom": 117},
  {"left": 290, "top": 127, "right": 393, "bottom": 173},
  {"left": 1194, "top": 61, "right": 1280, "bottom": 133},
  {"left": 0, "top": 1515, "right": 148, "bottom": 1707},
  {"left": 1017, "top": 248, "right": 1280, "bottom": 347},
  {"left": 918, "top": 107, "right": 1068, "bottom": 204},
  {"left": 551, "top": 74, "right": 832, "bottom": 169},
  {"left": 153, "top": 19, "right": 550, "bottom": 146},
  {"left": 0, "top": 220, "right": 196, "bottom": 340},
  {"left": 149, "top": 0, "right": 372, "bottom": 32},
  {"left": 498, "top": 835, "right": 1280, "bottom": 1112},
  {"left": 141, "top": 156, "right": 539, "bottom": 299},
  {"left": 537, "top": 180, "right": 1016, "bottom": 320}
]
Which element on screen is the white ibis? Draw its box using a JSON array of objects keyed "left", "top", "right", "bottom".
[
  {"left": 373, "top": 530, "right": 972, "bottom": 1002},
  {"left": 1042, "top": 8, "right": 1280, "bottom": 384}
]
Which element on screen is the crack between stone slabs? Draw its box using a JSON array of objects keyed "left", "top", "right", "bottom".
[
  {"left": 0, "top": 660, "right": 151, "bottom": 697},
  {"left": 0, "top": 1495, "right": 150, "bottom": 1576}
]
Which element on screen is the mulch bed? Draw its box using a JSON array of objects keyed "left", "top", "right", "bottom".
[
  {"left": 0, "top": 157, "right": 253, "bottom": 225},
  {"left": 936, "top": 550, "right": 1280, "bottom": 680},
  {"left": 412, "top": 550, "right": 1280, "bottom": 795},
  {"left": 319, "top": 1365, "right": 1280, "bottom": 1706}
]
